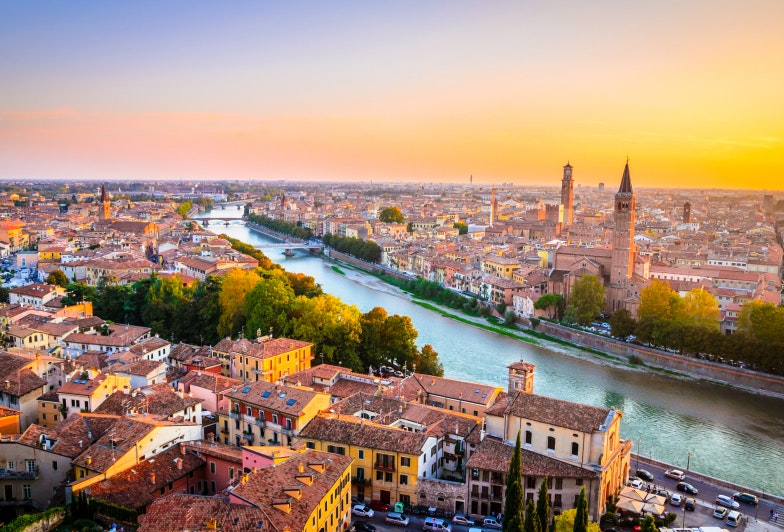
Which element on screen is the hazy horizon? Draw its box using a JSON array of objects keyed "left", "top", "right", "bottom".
[{"left": 2, "top": 1, "right": 783, "bottom": 189}]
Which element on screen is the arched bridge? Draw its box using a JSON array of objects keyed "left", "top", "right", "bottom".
[{"left": 194, "top": 218, "right": 246, "bottom": 225}]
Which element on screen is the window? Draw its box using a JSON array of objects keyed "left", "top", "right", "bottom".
[
  {"left": 527, "top": 477, "right": 536, "bottom": 489},
  {"left": 400, "top": 474, "right": 409, "bottom": 485},
  {"left": 52, "top": 461, "right": 58, "bottom": 470},
  {"left": 554, "top": 494, "right": 562, "bottom": 507},
  {"left": 210, "top": 462, "right": 216, "bottom": 474},
  {"left": 211, "top": 480, "right": 216, "bottom": 493},
  {"left": 229, "top": 467, "right": 234, "bottom": 479},
  {"left": 576, "top": 478, "right": 583, "bottom": 486},
  {"left": 24, "top": 484, "right": 31, "bottom": 500},
  {"left": 525, "top": 430, "right": 532, "bottom": 445},
  {"left": 430, "top": 445, "right": 436, "bottom": 457},
  {"left": 401, "top": 456, "right": 410, "bottom": 467},
  {"left": 385, "top": 472, "right": 393, "bottom": 482},
  {"left": 306, "top": 441, "right": 315, "bottom": 449},
  {"left": 26, "top": 460, "right": 35, "bottom": 473},
  {"left": 357, "top": 449, "right": 364, "bottom": 460},
  {"left": 571, "top": 442, "right": 579, "bottom": 456},
  {"left": 246, "top": 406, "right": 252, "bottom": 416},
  {"left": 272, "top": 414, "right": 278, "bottom": 424},
  {"left": 547, "top": 436, "right": 556, "bottom": 451},
  {"left": 555, "top": 478, "right": 563, "bottom": 490},
  {"left": 376, "top": 470, "right": 383, "bottom": 481}
]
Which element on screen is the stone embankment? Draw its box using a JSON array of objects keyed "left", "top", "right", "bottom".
[{"left": 535, "top": 321, "right": 784, "bottom": 398}]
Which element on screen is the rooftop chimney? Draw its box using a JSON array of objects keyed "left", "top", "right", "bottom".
[{"left": 150, "top": 472, "right": 156, "bottom": 484}]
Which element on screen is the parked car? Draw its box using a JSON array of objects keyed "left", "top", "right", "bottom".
[
  {"left": 670, "top": 494, "right": 683, "bottom": 507},
  {"left": 370, "top": 500, "right": 389, "bottom": 512},
  {"left": 386, "top": 512, "right": 410, "bottom": 527},
  {"left": 715, "top": 495, "right": 740, "bottom": 510},
  {"left": 726, "top": 510, "right": 743, "bottom": 527},
  {"left": 676, "top": 482, "right": 698, "bottom": 495},
  {"left": 423, "top": 517, "right": 452, "bottom": 531},
  {"left": 636, "top": 470, "right": 654, "bottom": 482},
  {"left": 655, "top": 488, "right": 670, "bottom": 499},
  {"left": 629, "top": 478, "right": 645, "bottom": 489},
  {"left": 713, "top": 507, "right": 729, "bottom": 520},
  {"left": 665, "top": 469, "right": 686, "bottom": 480},
  {"left": 452, "top": 515, "right": 475, "bottom": 527},
  {"left": 483, "top": 517, "right": 503, "bottom": 529},
  {"left": 733, "top": 492, "right": 758, "bottom": 505},
  {"left": 352, "top": 504, "right": 374, "bottom": 517},
  {"left": 684, "top": 498, "right": 696, "bottom": 511},
  {"left": 352, "top": 522, "right": 377, "bottom": 532}
]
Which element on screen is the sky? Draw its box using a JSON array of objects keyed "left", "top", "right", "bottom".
[{"left": 1, "top": 1, "right": 783, "bottom": 189}]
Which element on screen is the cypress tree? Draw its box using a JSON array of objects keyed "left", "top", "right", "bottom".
[
  {"left": 573, "top": 487, "right": 588, "bottom": 532},
  {"left": 537, "top": 476, "right": 550, "bottom": 532},
  {"left": 525, "top": 498, "right": 542, "bottom": 532},
  {"left": 503, "top": 432, "right": 525, "bottom": 532}
]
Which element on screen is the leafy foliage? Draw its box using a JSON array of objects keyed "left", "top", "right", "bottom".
[
  {"left": 503, "top": 432, "right": 525, "bottom": 532},
  {"left": 322, "top": 233, "right": 381, "bottom": 262},
  {"left": 247, "top": 213, "right": 313, "bottom": 240},
  {"left": 569, "top": 275, "right": 605, "bottom": 326},
  {"left": 534, "top": 293, "right": 564, "bottom": 320},
  {"left": 46, "top": 269, "right": 69, "bottom": 287},
  {"left": 379, "top": 206, "right": 405, "bottom": 223},
  {"left": 453, "top": 222, "right": 468, "bottom": 235}
]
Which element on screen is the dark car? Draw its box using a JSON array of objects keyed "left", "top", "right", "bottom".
[
  {"left": 684, "top": 498, "right": 696, "bottom": 511},
  {"left": 676, "top": 482, "right": 699, "bottom": 495},
  {"left": 352, "top": 522, "right": 377, "bottom": 532},
  {"left": 636, "top": 469, "right": 655, "bottom": 482},
  {"left": 733, "top": 492, "right": 758, "bottom": 505}
]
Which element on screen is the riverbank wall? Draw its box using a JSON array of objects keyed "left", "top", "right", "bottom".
[
  {"left": 535, "top": 321, "right": 784, "bottom": 398},
  {"left": 634, "top": 454, "right": 784, "bottom": 506}
]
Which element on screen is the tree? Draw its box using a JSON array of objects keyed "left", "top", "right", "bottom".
[
  {"left": 609, "top": 308, "right": 636, "bottom": 339},
  {"left": 61, "top": 282, "right": 97, "bottom": 306},
  {"left": 737, "top": 300, "right": 784, "bottom": 344},
  {"left": 503, "top": 432, "right": 525, "bottom": 532},
  {"left": 504, "top": 309, "right": 518, "bottom": 325},
  {"left": 554, "top": 509, "right": 600, "bottom": 532},
  {"left": 573, "top": 487, "right": 588, "bottom": 532},
  {"left": 290, "top": 294, "right": 363, "bottom": 370},
  {"left": 413, "top": 344, "right": 444, "bottom": 376},
  {"left": 379, "top": 206, "right": 405, "bottom": 223},
  {"left": 217, "top": 268, "right": 261, "bottom": 339},
  {"left": 563, "top": 304, "right": 579, "bottom": 325},
  {"left": 638, "top": 279, "right": 679, "bottom": 322},
  {"left": 525, "top": 499, "right": 542, "bottom": 532},
  {"left": 569, "top": 275, "right": 605, "bottom": 326},
  {"left": 534, "top": 294, "right": 564, "bottom": 320},
  {"left": 536, "top": 476, "right": 550, "bottom": 532},
  {"left": 45, "top": 270, "right": 69, "bottom": 287},
  {"left": 243, "top": 270, "right": 296, "bottom": 339},
  {"left": 640, "top": 515, "right": 658, "bottom": 532},
  {"left": 453, "top": 222, "right": 468, "bottom": 235},
  {"left": 677, "top": 288, "right": 720, "bottom": 330},
  {"left": 359, "top": 307, "right": 388, "bottom": 370},
  {"left": 176, "top": 200, "right": 193, "bottom": 218}
]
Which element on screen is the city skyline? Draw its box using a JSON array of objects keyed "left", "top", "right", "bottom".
[{"left": 2, "top": 1, "right": 783, "bottom": 189}]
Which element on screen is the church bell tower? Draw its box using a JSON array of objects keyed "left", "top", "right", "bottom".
[
  {"left": 609, "top": 161, "right": 636, "bottom": 311},
  {"left": 561, "top": 163, "right": 574, "bottom": 225}
]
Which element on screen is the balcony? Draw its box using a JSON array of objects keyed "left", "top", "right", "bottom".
[
  {"left": 229, "top": 411, "right": 240, "bottom": 419},
  {"left": 0, "top": 468, "right": 38, "bottom": 480},
  {"left": 242, "top": 431, "right": 255, "bottom": 443},
  {"left": 351, "top": 476, "right": 372, "bottom": 486},
  {"left": 280, "top": 426, "right": 293, "bottom": 436},
  {"left": 373, "top": 461, "right": 395, "bottom": 472},
  {"left": 255, "top": 417, "right": 266, "bottom": 427}
]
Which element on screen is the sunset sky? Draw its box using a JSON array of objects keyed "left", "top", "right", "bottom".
[{"left": 1, "top": 1, "right": 783, "bottom": 189}]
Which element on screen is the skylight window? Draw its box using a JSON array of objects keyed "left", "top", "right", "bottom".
[
  {"left": 261, "top": 391, "right": 271, "bottom": 398},
  {"left": 286, "top": 398, "right": 296, "bottom": 406},
  {"left": 242, "top": 386, "right": 251, "bottom": 394}
]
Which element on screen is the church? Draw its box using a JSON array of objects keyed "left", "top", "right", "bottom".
[{"left": 551, "top": 161, "right": 650, "bottom": 315}]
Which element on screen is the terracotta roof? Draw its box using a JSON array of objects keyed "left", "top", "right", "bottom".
[
  {"left": 179, "top": 370, "right": 242, "bottom": 394},
  {"left": 231, "top": 449, "right": 353, "bottom": 532},
  {"left": 224, "top": 380, "right": 325, "bottom": 415},
  {"left": 392, "top": 373, "right": 502, "bottom": 407},
  {"left": 298, "top": 413, "right": 430, "bottom": 455},
  {"left": 489, "top": 391, "right": 612, "bottom": 433},
  {"left": 138, "top": 495, "right": 269, "bottom": 532},
  {"left": 94, "top": 384, "right": 202, "bottom": 418},
  {"left": 86, "top": 445, "right": 206, "bottom": 510},
  {"left": 465, "top": 436, "right": 598, "bottom": 479}
]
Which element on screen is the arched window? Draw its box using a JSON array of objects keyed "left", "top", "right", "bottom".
[
  {"left": 547, "top": 436, "right": 556, "bottom": 451},
  {"left": 571, "top": 442, "right": 579, "bottom": 456},
  {"left": 525, "top": 431, "right": 532, "bottom": 445}
]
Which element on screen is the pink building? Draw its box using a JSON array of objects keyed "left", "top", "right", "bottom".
[{"left": 178, "top": 370, "right": 243, "bottom": 414}]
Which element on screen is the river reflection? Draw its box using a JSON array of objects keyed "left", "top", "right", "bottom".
[{"left": 197, "top": 210, "right": 784, "bottom": 495}]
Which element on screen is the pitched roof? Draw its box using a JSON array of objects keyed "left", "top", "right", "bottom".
[
  {"left": 488, "top": 391, "right": 612, "bottom": 433},
  {"left": 224, "top": 380, "right": 325, "bottom": 415},
  {"left": 617, "top": 161, "right": 633, "bottom": 196},
  {"left": 298, "top": 413, "right": 430, "bottom": 455},
  {"left": 465, "top": 436, "right": 598, "bottom": 478},
  {"left": 138, "top": 495, "right": 269, "bottom": 532}
]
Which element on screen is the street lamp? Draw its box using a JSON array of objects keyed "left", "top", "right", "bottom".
[
  {"left": 636, "top": 438, "right": 642, "bottom": 472},
  {"left": 686, "top": 452, "right": 691, "bottom": 472}
]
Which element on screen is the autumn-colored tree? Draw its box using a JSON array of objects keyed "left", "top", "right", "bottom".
[
  {"left": 217, "top": 268, "right": 261, "bottom": 339},
  {"left": 677, "top": 288, "right": 720, "bottom": 330},
  {"left": 379, "top": 206, "right": 405, "bottom": 223},
  {"left": 413, "top": 344, "right": 443, "bottom": 376},
  {"left": 554, "top": 509, "right": 601, "bottom": 532},
  {"left": 638, "top": 279, "right": 680, "bottom": 322},
  {"left": 45, "top": 270, "right": 69, "bottom": 287}
]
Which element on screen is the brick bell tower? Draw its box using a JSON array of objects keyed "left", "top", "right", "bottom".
[
  {"left": 609, "top": 160, "right": 636, "bottom": 312},
  {"left": 561, "top": 162, "right": 574, "bottom": 226}
]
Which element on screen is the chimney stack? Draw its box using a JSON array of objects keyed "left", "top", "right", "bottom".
[{"left": 150, "top": 472, "right": 156, "bottom": 484}]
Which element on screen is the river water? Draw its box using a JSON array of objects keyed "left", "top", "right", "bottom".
[{"left": 197, "top": 208, "right": 784, "bottom": 496}]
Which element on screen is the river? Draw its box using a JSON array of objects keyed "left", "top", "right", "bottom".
[{"left": 196, "top": 208, "right": 784, "bottom": 496}]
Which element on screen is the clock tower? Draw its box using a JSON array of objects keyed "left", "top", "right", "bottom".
[{"left": 561, "top": 163, "right": 574, "bottom": 225}]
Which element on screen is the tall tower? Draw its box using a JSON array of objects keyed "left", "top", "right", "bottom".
[
  {"left": 100, "top": 184, "right": 110, "bottom": 220},
  {"left": 489, "top": 186, "right": 496, "bottom": 228},
  {"left": 683, "top": 201, "right": 691, "bottom": 223},
  {"left": 508, "top": 361, "right": 535, "bottom": 394},
  {"left": 609, "top": 161, "right": 636, "bottom": 312},
  {"left": 560, "top": 162, "right": 574, "bottom": 225}
]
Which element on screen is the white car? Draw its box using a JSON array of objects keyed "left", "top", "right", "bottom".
[
  {"left": 665, "top": 469, "right": 685, "bottom": 480},
  {"left": 670, "top": 494, "right": 683, "bottom": 507},
  {"left": 452, "top": 515, "right": 475, "bottom": 526},
  {"left": 385, "top": 512, "right": 409, "bottom": 527},
  {"left": 630, "top": 478, "right": 645, "bottom": 489},
  {"left": 352, "top": 504, "right": 375, "bottom": 517},
  {"left": 715, "top": 495, "right": 740, "bottom": 510}
]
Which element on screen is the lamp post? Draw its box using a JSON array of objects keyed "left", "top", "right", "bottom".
[
  {"left": 636, "top": 438, "right": 641, "bottom": 472},
  {"left": 686, "top": 452, "right": 691, "bottom": 473}
]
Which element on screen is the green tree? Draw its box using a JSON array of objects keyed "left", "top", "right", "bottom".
[
  {"left": 243, "top": 270, "right": 296, "bottom": 339},
  {"left": 176, "top": 200, "right": 193, "bottom": 218},
  {"left": 563, "top": 304, "right": 579, "bottom": 325},
  {"left": 359, "top": 307, "right": 388, "bottom": 370},
  {"left": 640, "top": 515, "right": 658, "bottom": 532},
  {"left": 569, "top": 275, "right": 605, "bottom": 326},
  {"left": 534, "top": 294, "right": 564, "bottom": 320},
  {"left": 0, "top": 286, "right": 8, "bottom": 304},
  {"left": 536, "top": 476, "right": 550, "bottom": 532},
  {"left": 95, "top": 282, "right": 134, "bottom": 323},
  {"left": 379, "top": 206, "right": 405, "bottom": 223},
  {"left": 737, "top": 300, "right": 784, "bottom": 344},
  {"left": 504, "top": 309, "right": 518, "bottom": 325},
  {"left": 503, "top": 432, "right": 525, "bottom": 532},
  {"left": 217, "top": 268, "right": 261, "bottom": 339},
  {"left": 573, "top": 487, "right": 588, "bottom": 532},
  {"left": 525, "top": 498, "right": 542, "bottom": 532},
  {"left": 61, "top": 282, "right": 97, "bottom": 306},
  {"left": 554, "top": 509, "right": 600, "bottom": 532},
  {"left": 609, "top": 308, "right": 636, "bottom": 339},
  {"left": 45, "top": 270, "right": 69, "bottom": 287},
  {"left": 290, "top": 294, "right": 363, "bottom": 370},
  {"left": 453, "top": 222, "right": 468, "bottom": 235}
]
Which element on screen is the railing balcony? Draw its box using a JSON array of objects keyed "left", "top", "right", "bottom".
[
  {"left": 373, "top": 461, "right": 395, "bottom": 472},
  {"left": 351, "top": 476, "right": 372, "bottom": 486},
  {"left": 0, "top": 469, "right": 38, "bottom": 480},
  {"left": 280, "top": 426, "right": 293, "bottom": 436},
  {"left": 255, "top": 418, "right": 266, "bottom": 427},
  {"left": 229, "top": 411, "right": 240, "bottom": 419},
  {"left": 242, "top": 431, "right": 255, "bottom": 442}
]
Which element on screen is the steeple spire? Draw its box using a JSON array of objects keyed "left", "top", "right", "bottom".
[
  {"left": 617, "top": 160, "right": 633, "bottom": 195},
  {"left": 101, "top": 183, "right": 107, "bottom": 202}
]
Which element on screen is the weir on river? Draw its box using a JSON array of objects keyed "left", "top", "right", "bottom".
[{"left": 195, "top": 208, "right": 784, "bottom": 496}]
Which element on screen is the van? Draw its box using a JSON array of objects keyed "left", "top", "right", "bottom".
[
  {"left": 726, "top": 510, "right": 743, "bottom": 527},
  {"left": 423, "top": 517, "right": 452, "bottom": 531}
]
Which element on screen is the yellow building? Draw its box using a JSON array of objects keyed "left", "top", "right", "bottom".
[
  {"left": 298, "top": 413, "right": 439, "bottom": 508},
  {"left": 220, "top": 380, "right": 330, "bottom": 447},
  {"left": 480, "top": 254, "right": 522, "bottom": 279},
  {"left": 228, "top": 450, "right": 354, "bottom": 532},
  {"left": 211, "top": 336, "right": 313, "bottom": 383}
]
